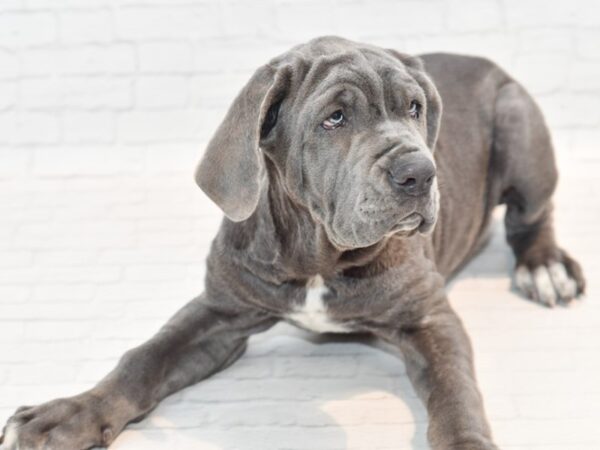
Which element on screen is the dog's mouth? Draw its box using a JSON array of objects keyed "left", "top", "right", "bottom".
[
  {"left": 327, "top": 187, "right": 439, "bottom": 249},
  {"left": 392, "top": 209, "right": 437, "bottom": 236},
  {"left": 389, "top": 212, "right": 424, "bottom": 237}
]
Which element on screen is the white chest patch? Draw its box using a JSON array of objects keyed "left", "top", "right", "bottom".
[{"left": 286, "top": 275, "right": 351, "bottom": 333}]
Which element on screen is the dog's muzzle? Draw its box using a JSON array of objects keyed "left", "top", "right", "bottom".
[
  {"left": 387, "top": 153, "right": 436, "bottom": 198},
  {"left": 385, "top": 152, "right": 438, "bottom": 235}
]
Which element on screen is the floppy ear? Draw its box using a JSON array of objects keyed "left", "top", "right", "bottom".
[
  {"left": 195, "top": 64, "right": 289, "bottom": 222},
  {"left": 387, "top": 50, "right": 443, "bottom": 151}
]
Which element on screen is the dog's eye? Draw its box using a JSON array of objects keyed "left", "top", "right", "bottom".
[
  {"left": 322, "top": 110, "right": 345, "bottom": 130},
  {"left": 409, "top": 100, "right": 422, "bottom": 119}
]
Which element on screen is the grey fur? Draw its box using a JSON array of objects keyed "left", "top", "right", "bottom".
[{"left": 0, "top": 36, "right": 585, "bottom": 450}]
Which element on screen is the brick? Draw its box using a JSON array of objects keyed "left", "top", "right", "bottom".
[
  {"left": 26, "top": 0, "right": 108, "bottom": 8},
  {"left": 0, "top": 50, "right": 19, "bottom": 79},
  {"left": 33, "top": 146, "right": 144, "bottom": 176},
  {"left": 196, "top": 107, "right": 224, "bottom": 142},
  {"left": 119, "top": 299, "right": 184, "bottom": 320},
  {"left": 38, "top": 266, "right": 122, "bottom": 283},
  {"left": 194, "top": 38, "right": 288, "bottom": 74},
  {"left": 34, "top": 250, "right": 97, "bottom": 267},
  {"left": 221, "top": 1, "right": 273, "bottom": 37},
  {"left": 0, "top": 250, "right": 32, "bottom": 268},
  {"left": 115, "top": 5, "right": 221, "bottom": 40},
  {"left": 0, "top": 81, "right": 17, "bottom": 109},
  {"left": 32, "top": 283, "right": 95, "bottom": 302},
  {"left": 569, "top": 60, "right": 600, "bottom": 91},
  {"left": 60, "top": 44, "right": 136, "bottom": 75},
  {"left": 571, "top": 129, "right": 600, "bottom": 161},
  {"left": 109, "top": 201, "right": 201, "bottom": 220},
  {"left": 0, "top": 286, "right": 31, "bottom": 303},
  {"left": 504, "top": 0, "right": 578, "bottom": 27},
  {"left": 14, "top": 112, "right": 61, "bottom": 144},
  {"left": 137, "top": 230, "right": 194, "bottom": 247},
  {"left": 0, "top": 322, "right": 24, "bottom": 343},
  {"left": 98, "top": 247, "right": 200, "bottom": 265},
  {"left": 274, "top": 356, "right": 359, "bottom": 378},
  {"left": 138, "top": 41, "right": 194, "bottom": 73},
  {"left": 63, "top": 111, "right": 115, "bottom": 143},
  {"left": 8, "top": 362, "right": 77, "bottom": 385},
  {"left": 538, "top": 93, "right": 600, "bottom": 128},
  {"left": 118, "top": 110, "right": 202, "bottom": 142},
  {"left": 190, "top": 73, "right": 248, "bottom": 109},
  {"left": 59, "top": 9, "right": 113, "bottom": 44},
  {"left": 0, "top": 302, "right": 100, "bottom": 321},
  {"left": 0, "top": 113, "right": 17, "bottom": 144},
  {"left": 335, "top": 1, "right": 444, "bottom": 38},
  {"left": 145, "top": 142, "right": 198, "bottom": 173},
  {"left": 0, "top": 12, "right": 57, "bottom": 47},
  {"left": 0, "top": 148, "right": 30, "bottom": 179},
  {"left": 27, "top": 188, "right": 143, "bottom": 208},
  {"left": 12, "top": 218, "right": 137, "bottom": 250},
  {"left": 517, "top": 29, "right": 574, "bottom": 54},
  {"left": 0, "top": 384, "right": 94, "bottom": 410},
  {"left": 135, "top": 76, "right": 189, "bottom": 108},
  {"left": 62, "top": 76, "right": 133, "bottom": 109},
  {"left": 115, "top": 0, "right": 206, "bottom": 3},
  {"left": 24, "top": 321, "right": 93, "bottom": 341},
  {"left": 446, "top": 0, "right": 503, "bottom": 32},
  {"left": 406, "top": 33, "right": 518, "bottom": 71},
  {"left": 95, "top": 281, "right": 192, "bottom": 303},
  {"left": 76, "top": 360, "right": 118, "bottom": 383},
  {"left": 19, "top": 77, "right": 61, "bottom": 109},
  {"left": 93, "top": 317, "right": 166, "bottom": 339},
  {"left": 217, "top": 356, "right": 272, "bottom": 379},
  {"left": 274, "top": 1, "right": 335, "bottom": 41},
  {"left": 576, "top": 29, "right": 600, "bottom": 60},
  {"left": 22, "top": 46, "right": 135, "bottom": 76},
  {"left": 576, "top": 0, "right": 600, "bottom": 26},
  {"left": 0, "top": 0, "right": 25, "bottom": 11},
  {"left": 139, "top": 219, "right": 192, "bottom": 235},
  {"left": 516, "top": 393, "right": 600, "bottom": 420},
  {"left": 513, "top": 52, "right": 569, "bottom": 95},
  {"left": 123, "top": 264, "right": 188, "bottom": 282},
  {"left": 20, "top": 48, "right": 59, "bottom": 76}
]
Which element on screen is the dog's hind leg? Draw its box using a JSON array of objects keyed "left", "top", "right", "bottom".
[
  {"left": 494, "top": 81, "right": 585, "bottom": 306},
  {"left": 0, "top": 294, "right": 277, "bottom": 450}
]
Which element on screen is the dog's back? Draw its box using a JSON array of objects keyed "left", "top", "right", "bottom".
[{"left": 421, "top": 53, "right": 514, "bottom": 276}]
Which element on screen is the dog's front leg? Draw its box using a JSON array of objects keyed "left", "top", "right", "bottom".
[
  {"left": 0, "top": 293, "right": 276, "bottom": 450},
  {"left": 383, "top": 299, "right": 498, "bottom": 450}
]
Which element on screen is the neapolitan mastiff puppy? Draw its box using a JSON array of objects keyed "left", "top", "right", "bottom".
[{"left": 1, "top": 36, "right": 585, "bottom": 450}]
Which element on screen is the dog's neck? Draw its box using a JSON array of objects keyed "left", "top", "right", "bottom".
[{"left": 241, "top": 165, "right": 391, "bottom": 280}]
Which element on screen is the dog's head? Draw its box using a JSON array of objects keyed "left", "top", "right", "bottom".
[{"left": 196, "top": 36, "right": 442, "bottom": 250}]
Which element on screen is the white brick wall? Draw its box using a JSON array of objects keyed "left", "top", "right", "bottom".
[{"left": 1, "top": 1, "right": 599, "bottom": 449}]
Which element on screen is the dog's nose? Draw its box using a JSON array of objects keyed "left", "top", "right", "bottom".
[{"left": 387, "top": 154, "right": 436, "bottom": 197}]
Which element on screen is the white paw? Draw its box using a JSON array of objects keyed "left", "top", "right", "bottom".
[
  {"left": 547, "top": 262, "right": 578, "bottom": 299},
  {"left": 1, "top": 422, "right": 19, "bottom": 449},
  {"left": 514, "top": 262, "right": 579, "bottom": 307}
]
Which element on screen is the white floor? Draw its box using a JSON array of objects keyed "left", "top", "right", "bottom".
[{"left": 1, "top": 150, "right": 599, "bottom": 450}]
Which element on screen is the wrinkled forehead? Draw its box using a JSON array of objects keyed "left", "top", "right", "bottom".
[{"left": 281, "top": 38, "right": 422, "bottom": 109}]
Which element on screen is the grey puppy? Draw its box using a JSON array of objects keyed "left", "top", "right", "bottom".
[{"left": 1, "top": 36, "right": 585, "bottom": 450}]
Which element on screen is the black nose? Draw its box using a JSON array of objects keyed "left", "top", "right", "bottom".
[{"left": 387, "top": 154, "right": 436, "bottom": 197}]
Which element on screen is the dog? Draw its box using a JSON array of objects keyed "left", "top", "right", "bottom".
[{"left": 1, "top": 36, "right": 585, "bottom": 450}]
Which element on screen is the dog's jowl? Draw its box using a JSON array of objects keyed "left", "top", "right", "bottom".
[{"left": 1, "top": 37, "right": 585, "bottom": 450}]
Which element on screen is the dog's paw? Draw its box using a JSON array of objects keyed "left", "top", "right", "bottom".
[
  {"left": 513, "top": 250, "right": 585, "bottom": 307},
  {"left": 1, "top": 396, "right": 114, "bottom": 450}
]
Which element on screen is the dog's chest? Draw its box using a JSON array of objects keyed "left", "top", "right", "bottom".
[{"left": 286, "top": 275, "right": 352, "bottom": 333}]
